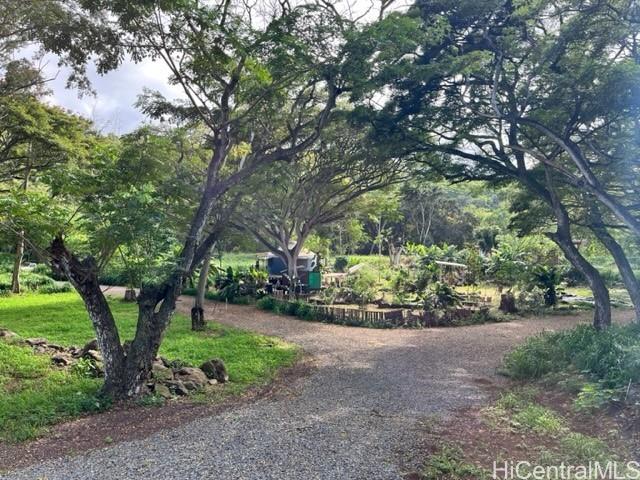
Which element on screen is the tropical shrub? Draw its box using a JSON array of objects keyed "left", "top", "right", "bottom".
[
  {"left": 529, "top": 265, "right": 563, "bottom": 307},
  {"left": 334, "top": 256, "right": 349, "bottom": 273},
  {"left": 516, "top": 287, "right": 547, "bottom": 315},
  {"left": 345, "top": 267, "right": 378, "bottom": 305},
  {"left": 423, "top": 281, "right": 462, "bottom": 312}
]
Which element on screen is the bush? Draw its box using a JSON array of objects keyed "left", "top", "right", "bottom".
[
  {"left": 345, "top": 267, "right": 378, "bottom": 305},
  {"left": 31, "top": 264, "right": 52, "bottom": 276},
  {"left": 516, "top": 287, "right": 547, "bottom": 315},
  {"left": 256, "top": 297, "right": 322, "bottom": 322},
  {"left": 423, "top": 281, "right": 462, "bottom": 311},
  {"left": 21, "top": 273, "right": 55, "bottom": 290},
  {"left": 0, "top": 272, "right": 58, "bottom": 293},
  {"left": 182, "top": 287, "right": 197, "bottom": 296},
  {"left": 38, "top": 282, "right": 72, "bottom": 294},
  {"left": 334, "top": 256, "right": 349, "bottom": 272},
  {"left": 256, "top": 296, "right": 277, "bottom": 311},
  {"left": 503, "top": 323, "right": 640, "bottom": 390}
]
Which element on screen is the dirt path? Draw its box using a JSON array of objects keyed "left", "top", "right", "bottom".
[{"left": 3, "top": 290, "right": 633, "bottom": 480}]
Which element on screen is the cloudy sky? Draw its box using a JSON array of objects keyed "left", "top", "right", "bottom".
[
  {"left": 39, "top": 53, "right": 183, "bottom": 134},
  {"left": 33, "top": 1, "right": 410, "bottom": 135}
]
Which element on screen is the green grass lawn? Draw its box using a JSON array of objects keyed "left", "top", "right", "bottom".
[
  {"left": 214, "top": 252, "right": 259, "bottom": 271},
  {"left": 0, "top": 292, "right": 298, "bottom": 443}
]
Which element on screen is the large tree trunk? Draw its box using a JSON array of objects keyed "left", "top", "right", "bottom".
[
  {"left": 49, "top": 236, "right": 185, "bottom": 400},
  {"left": 590, "top": 225, "right": 640, "bottom": 321},
  {"left": 123, "top": 280, "right": 181, "bottom": 398},
  {"left": 286, "top": 250, "right": 299, "bottom": 299},
  {"left": 49, "top": 237, "right": 127, "bottom": 396},
  {"left": 11, "top": 233, "right": 24, "bottom": 294},
  {"left": 192, "top": 247, "right": 213, "bottom": 331},
  {"left": 551, "top": 231, "right": 611, "bottom": 330},
  {"left": 537, "top": 167, "right": 611, "bottom": 330},
  {"left": 546, "top": 203, "right": 611, "bottom": 330}
]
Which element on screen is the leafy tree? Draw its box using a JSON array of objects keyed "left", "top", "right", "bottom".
[
  {"left": 360, "top": 189, "right": 403, "bottom": 256},
  {"left": 41, "top": 0, "right": 391, "bottom": 399},
  {"left": 0, "top": 92, "right": 92, "bottom": 292},
  {"left": 238, "top": 119, "right": 402, "bottom": 292},
  {"left": 364, "top": 0, "right": 622, "bottom": 328}
]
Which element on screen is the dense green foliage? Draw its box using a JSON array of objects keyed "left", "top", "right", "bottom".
[{"left": 503, "top": 324, "right": 640, "bottom": 390}]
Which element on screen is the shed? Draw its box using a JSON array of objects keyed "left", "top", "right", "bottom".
[{"left": 257, "top": 250, "right": 318, "bottom": 278}]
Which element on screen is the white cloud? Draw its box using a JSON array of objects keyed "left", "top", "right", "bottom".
[{"left": 37, "top": 52, "right": 184, "bottom": 134}]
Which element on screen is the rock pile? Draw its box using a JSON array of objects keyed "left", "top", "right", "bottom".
[
  {"left": 149, "top": 358, "right": 228, "bottom": 399},
  {"left": 0, "top": 329, "right": 228, "bottom": 400}
]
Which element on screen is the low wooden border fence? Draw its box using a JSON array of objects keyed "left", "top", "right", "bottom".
[{"left": 291, "top": 302, "right": 489, "bottom": 328}]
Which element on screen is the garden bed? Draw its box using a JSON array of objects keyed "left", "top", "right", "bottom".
[{"left": 256, "top": 296, "right": 498, "bottom": 328}]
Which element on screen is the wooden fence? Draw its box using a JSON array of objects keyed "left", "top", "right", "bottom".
[
  {"left": 312, "top": 305, "right": 406, "bottom": 327},
  {"left": 305, "top": 303, "right": 488, "bottom": 328}
]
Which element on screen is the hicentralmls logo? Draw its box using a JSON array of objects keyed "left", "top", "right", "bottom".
[{"left": 493, "top": 461, "right": 640, "bottom": 479}]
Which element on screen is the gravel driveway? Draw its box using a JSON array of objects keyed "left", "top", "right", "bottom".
[{"left": 3, "top": 292, "right": 632, "bottom": 480}]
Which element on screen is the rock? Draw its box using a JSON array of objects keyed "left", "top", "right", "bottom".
[
  {"left": 174, "top": 367, "right": 208, "bottom": 388},
  {"left": 203, "top": 380, "right": 219, "bottom": 394},
  {"left": 200, "top": 359, "right": 229, "bottom": 383},
  {"left": 152, "top": 361, "right": 174, "bottom": 382},
  {"left": 165, "top": 380, "right": 189, "bottom": 396},
  {"left": 181, "top": 380, "right": 201, "bottom": 392},
  {"left": 51, "top": 353, "right": 71, "bottom": 366},
  {"left": 0, "top": 329, "right": 17, "bottom": 339},
  {"left": 47, "top": 343, "right": 65, "bottom": 352},
  {"left": 83, "top": 349, "right": 103, "bottom": 363},
  {"left": 80, "top": 339, "right": 99, "bottom": 354},
  {"left": 68, "top": 346, "right": 81, "bottom": 357},
  {"left": 154, "top": 383, "right": 173, "bottom": 399},
  {"left": 159, "top": 356, "right": 171, "bottom": 368},
  {"left": 26, "top": 338, "right": 48, "bottom": 346}
]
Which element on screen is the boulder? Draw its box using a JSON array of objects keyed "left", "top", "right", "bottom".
[
  {"left": 181, "top": 380, "right": 201, "bottom": 392},
  {"left": 80, "top": 339, "right": 99, "bottom": 354},
  {"left": 51, "top": 353, "right": 72, "bottom": 366},
  {"left": 165, "top": 380, "right": 189, "bottom": 396},
  {"left": 26, "top": 338, "right": 48, "bottom": 347},
  {"left": 174, "top": 367, "right": 208, "bottom": 388},
  {"left": 203, "top": 379, "right": 219, "bottom": 394},
  {"left": 151, "top": 361, "right": 174, "bottom": 382},
  {"left": 0, "top": 329, "right": 17, "bottom": 339},
  {"left": 83, "top": 349, "right": 103, "bottom": 363},
  {"left": 154, "top": 383, "right": 173, "bottom": 399},
  {"left": 200, "top": 359, "right": 229, "bottom": 383},
  {"left": 68, "top": 346, "right": 81, "bottom": 357}
]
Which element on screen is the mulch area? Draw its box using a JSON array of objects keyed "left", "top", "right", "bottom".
[{"left": 0, "top": 356, "right": 314, "bottom": 472}]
